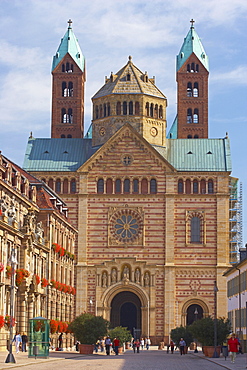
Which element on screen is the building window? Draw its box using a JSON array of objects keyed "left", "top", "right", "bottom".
[
  {"left": 56, "top": 179, "right": 61, "bottom": 193},
  {"left": 133, "top": 179, "right": 139, "bottom": 194},
  {"left": 193, "top": 82, "right": 198, "bottom": 97},
  {"left": 129, "top": 101, "right": 133, "bottom": 115},
  {"left": 62, "top": 82, "right": 67, "bottom": 96},
  {"left": 193, "top": 180, "right": 198, "bottom": 194},
  {"left": 150, "top": 103, "right": 154, "bottom": 117},
  {"left": 106, "top": 178, "right": 113, "bottom": 194},
  {"left": 159, "top": 105, "right": 163, "bottom": 119},
  {"left": 126, "top": 74, "right": 130, "bottom": 81},
  {"left": 178, "top": 179, "right": 183, "bottom": 193},
  {"left": 193, "top": 109, "right": 199, "bottom": 123},
  {"left": 97, "top": 179, "right": 104, "bottom": 194},
  {"left": 48, "top": 179, "right": 53, "bottom": 189},
  {"left": 150, "top": 179, "right": 157, "bottom": 194},
  {"left": 187, "top": 109, "right": 192, "bottom": 123},
  {"left": 146, "top": 102, "right": 149, "bottom": 116},
  {"left": 104, "top": 103, "right": 107, "bottom": 117},
  {"left": 187, "top": 82, "right": 192, "bottom": 97},
  {"left": 115, "top": 179, "right": 121, "bottom": 194},
  {"left": 123, "top": 101, "right": 127, "bottom": 115},
  {"left": 191, "top": 217, "right": 201, "bottom": 243},
  {"left": 208, "top": 179, "right": 214, "bottom": 193},
  {"left": 99, "top": 105, "right": 103, "bottom": 118},
  {"left": 68, "top": 81, "right": 73, "bottom": 96},
  {"left": 107, "top": 103, "right": 110, "bottom": 116},
  {"left": 61, "top": 134, "right": 65, "bottom": 138},
  {"left": 71, "top": 179, "right": 76, "bottom": 193},
  {"left": 124, "top": 179, "right": 130, "bottom": 193}
]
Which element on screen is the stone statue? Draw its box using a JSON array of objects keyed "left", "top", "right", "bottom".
[
  {"left": 36, "top": 221, "right": 44, "bottom": 239},
  {"left": 135, "top": 268, "right": 140, "bottom": 283},
  {"left": 102, "top": 272, "right": 107, "bottom": 287},
  {"left": 0, "top": 195, "right": 8, "bottom": 216},
  {"left": 144, "top": 272, "right": 150, "bottom": 287},
  {"left": 111, "top": 268, "right": 117, "bottom": 283},
  {"left": 8, "top": 196, "right": 17, "bottom": 221},
  {"left": 123, "top": 266, "right": 130, "bottom": 280}
]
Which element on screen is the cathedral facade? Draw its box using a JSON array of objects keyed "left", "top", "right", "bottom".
[{"left": 23, "top": 20, "right": 232, "bottom": 344}]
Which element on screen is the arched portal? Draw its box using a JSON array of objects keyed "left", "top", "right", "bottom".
[
  {"left": 110, "top": 291, "right": 141, "bottom": 335},
  {"left": 186, "top": 304, "right": 203, "bottom": 325}
]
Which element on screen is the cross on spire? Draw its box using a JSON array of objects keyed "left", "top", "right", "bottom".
[
  {"left": 190, "top": 19, "right": 195, "bottom": 28},
  {"left": 68, "top": 19, "right": 72, "bottom": 29}
]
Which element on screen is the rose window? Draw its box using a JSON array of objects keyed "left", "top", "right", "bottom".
[{"left": 110, "top": 209, "right": 143, "bottom": 244}]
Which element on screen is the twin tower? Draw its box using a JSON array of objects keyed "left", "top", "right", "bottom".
[{"left": 51, "top": 19, "right": 209, "bottom": 145}]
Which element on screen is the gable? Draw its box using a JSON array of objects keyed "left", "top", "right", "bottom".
[{"left": 78, "top": 123, "right": 176, "bottom": 174}]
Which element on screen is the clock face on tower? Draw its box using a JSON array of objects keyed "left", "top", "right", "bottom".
[{"left": 150, "top": 127, "right": 158, "bottom": 136}]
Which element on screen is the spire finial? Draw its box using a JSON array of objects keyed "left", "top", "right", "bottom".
[
  {"left": 190, "top": 19, "right": 195, "bottom": 28},
  {"left": 129, "top": 55, "right": 132, "bottom": 62},
  {"left": 68, "top": 19, "right": 72, "bottom": 29}
]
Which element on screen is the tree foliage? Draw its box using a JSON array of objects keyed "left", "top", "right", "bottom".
[
  {"left": 68, "top": 312, "right": 110, "bottom": 345},
  {"left": 189, "top": 317, "right": 231, "bottom": 346},
  {"left": 170, "top": 325, "right": 194, "bottom": 346},
  {"left": 108, "top": 326, "right": 132, "bottom": 346}
]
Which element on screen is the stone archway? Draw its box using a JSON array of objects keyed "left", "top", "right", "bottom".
[
  {"left": 110, "top": 291, "right": 141, "bottom": 335},
  {"left": 180, "top": 298, "right": 209, "bottom": 327},
  {"left": 101, "top": 282, "right": 150, "bottom": 337}
]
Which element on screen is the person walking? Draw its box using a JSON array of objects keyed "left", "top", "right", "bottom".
[
  {"left": 170, "top": 340, "right": 175, "bottom": 354},
  {"left": 58, "top": 333, "right": 63, "bottom": 349},
  {"left": 13, "top": 332, "right": 22, "bottom": 354},
  {"left": 146, "top": 337, "right": 151, "bottom": 350},
  {"left": 179, "top": 338, "right": 186, "bottom": 355},
  {"left": 132, "top": 339, "right": 136, "bottom": 353},
  {"left": 135, "top": 339, "right": 141, "bottom": 353},
  {"left": 140, "top": 338, "right": 145, "bottom": 350},
  {"left": 21, "top": 332, "right": 28, "bottom": 352},
  {"left": 105, "top": 336, "right": 112, "bottom": 355},
  {"left": 113, "top": 337, "right": 120, "bottom": 355},
  {"left": 228, "top": 333, "right": 239, "bottom": 364}
]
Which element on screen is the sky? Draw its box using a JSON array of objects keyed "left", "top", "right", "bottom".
[{"left": 0, "top": 0, "right": 246, "bottom": 243}]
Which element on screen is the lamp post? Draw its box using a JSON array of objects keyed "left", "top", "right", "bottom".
[
  {"left": 212, "top": 281, "right": 219, "bottom": 358},
  {"left": 194, "top": 307, "right": 198, "bottom": 353},
  {"left": 5, "top": 247, "right": 18, "bottom": 363}
]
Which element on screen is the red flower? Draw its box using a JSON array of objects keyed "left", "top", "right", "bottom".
[
  {"left": 0, "top": 315, "right": 5, "bottom": 328},
  {"left": 16, "top": 269, "right": 30, "bottom": 286},
  {"left": 34, "top": 274, "right": 41, "bottom": 285},
  {"left": 0, "top": 263, "right": 4, "bottom": 272},
  {"left": 59, "top": 247, "right": 65, "bottom": 257},
  {"left": 41, "top": 278, "right": 49, "bottom": 287},
  {"left": 71, "top": 287, "right": 76, "bottom": 295},
  {"left": 52, "top": 243, "right": 61, "bottom": 253},
  {"left": 50, "top": 319, "right": 59, "bottom": 334}
]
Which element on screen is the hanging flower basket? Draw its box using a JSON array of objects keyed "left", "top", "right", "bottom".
[
  {"left": 34, "top": 274, "right": 41, "bottom": 285},
  {"left": 52, "top": 243, "right": 61, "bottom": 253},
  {"left": 41, "top": 278, "right": 49, "bottom": 287},
  {"left": 0, "top": 315, "right": 5, "bottom": 328},
  {"left": 0, "top": 262, "right": 4, "bottom": 272},
  {"left": 34, "top": 319, "right": 45, "bottom": 332},
  {"left": 59, "top": 247, "right": 65, "bottom": 257},
  {"left": 16, "top": 269, "right": 30, "bottom": 286}
]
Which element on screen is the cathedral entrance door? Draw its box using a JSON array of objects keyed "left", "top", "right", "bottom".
[{"left": 110, "top": 291, "right": 141, "bottom": 336}]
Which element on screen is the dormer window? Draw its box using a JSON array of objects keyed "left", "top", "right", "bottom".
[{"left": 126, "top": 74, "right": 130, "bottom": 81}]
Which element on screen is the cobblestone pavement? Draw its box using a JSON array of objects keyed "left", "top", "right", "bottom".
[{"left": 0, "top": 349, "right": 246, "bottom": 370}]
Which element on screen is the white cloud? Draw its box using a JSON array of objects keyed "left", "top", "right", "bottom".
[{"left": 211, "top": 66, "right": 247, "bottom": 85}]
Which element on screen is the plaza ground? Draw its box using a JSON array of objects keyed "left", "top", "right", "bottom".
[{"left": 0, "top": 347, "right": 246, "bottom": 370}]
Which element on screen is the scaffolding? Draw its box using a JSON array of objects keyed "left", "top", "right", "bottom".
[{"left": 229, "top": 178, "right": 242, "bottom": 263}]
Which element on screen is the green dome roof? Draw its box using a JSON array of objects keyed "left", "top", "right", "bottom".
[
  {"left": 177, "top": 22, "right": 209, "bottom": 72},
  {"left": 52, "top": 20, "right": 85, "bottom": 72}
]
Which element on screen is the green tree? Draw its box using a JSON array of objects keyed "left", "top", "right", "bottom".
[
  {"left": 108, "top": 326, "right": 132, "bottom": 346},
  {"left": 170, "top": 326, "right": 194, "bottom": 347},
  {"left": 189, "top": 317, "right": 231, "bottom": 346},
  {"left": 69, "top": 312, "right": 110, "bottom": 345}
]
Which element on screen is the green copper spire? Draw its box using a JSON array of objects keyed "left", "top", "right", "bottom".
[
  {"left": 176, "top": 19, "right": 209, "bottom": 72},
  {"left": 52, "top": 20, "right": 85, "bottom": 72}
]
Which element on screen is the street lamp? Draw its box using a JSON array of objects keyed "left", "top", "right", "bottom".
[
  {"left": 194, "top": 307, "right": 198, "bottom": 353},
  {"left": 212, "top": 281, "right": 219, "bottom": 358},
  {"left": 5, "top": 247, "right": 18, "bottom": 363}
]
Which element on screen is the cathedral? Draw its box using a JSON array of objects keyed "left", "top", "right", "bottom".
[{"left": 23, "top": 20, "right": 233, "bottom": 344}]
